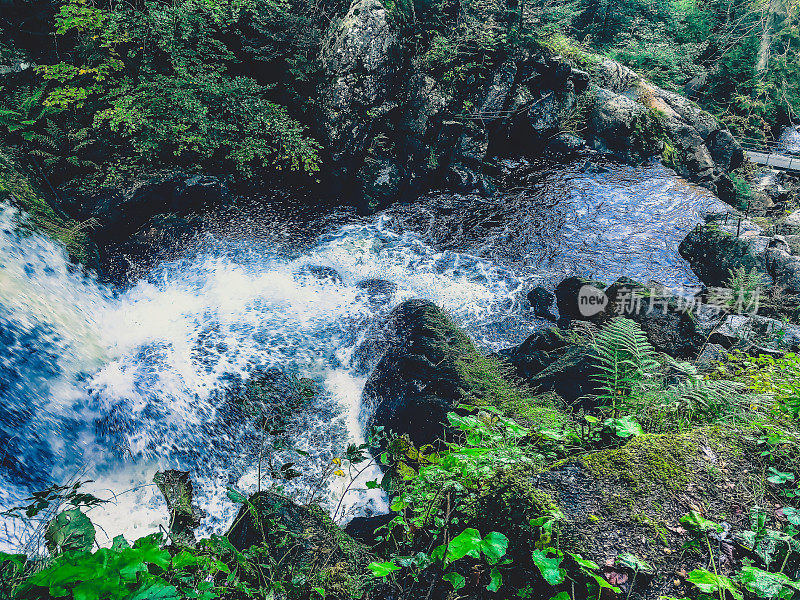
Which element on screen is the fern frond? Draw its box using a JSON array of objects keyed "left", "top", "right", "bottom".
[{"left": 592, "top": 317, "right": 659, "bottom": 408}]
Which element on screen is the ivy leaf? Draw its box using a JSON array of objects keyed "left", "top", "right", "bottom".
[
  {"left": 479, "top": 531, "right": 509, "bottom": 565},
  {"left": 442, "top": 571, "right": 466, "bottom": 590},
  {"left": 549, "top": 593, "right": 571, "bottom": 600},
  {"left": 737, "top": 566, "right": 800, "bottom": 598},
  {"left": 531, "top": 550, "right": 566, "bottom": 585},
  {"left": 446, "top": 528, "right": 483, "bottom": 563},
  {"left": 687, "top": 569, "right": 743, "bottom": 600},
  {"left": 367, "top": 561, "right": 400, "bottom": 577},
  {"left": 680, "top": 510, "right": 723, "bottom": 533},
  {"left": 767, "top": 468, "right": 796, "bottom": 485},
  {"left": 487, "top": 566, "right": 503, "bottom": 592}
]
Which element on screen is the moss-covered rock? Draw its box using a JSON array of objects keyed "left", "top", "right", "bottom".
[
  {"left": 0, "top": 150, "right": 98, "bottom": 267},
  {"left": 464, "top": 428, "right": 767, "bottom": 599},
  {"left": 361, "top": 299, "right": 528, "bottom": 447},
  {"left": 226, "top": 492, "right": 375, "bottom": 600}
]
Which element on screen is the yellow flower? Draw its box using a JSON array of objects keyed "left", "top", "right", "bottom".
[
  {"left": 331, "top": 457, "right": 342, "bottom": 466},
  {"left": 333, "top": 470, "right": 345, "bottom": 477}
]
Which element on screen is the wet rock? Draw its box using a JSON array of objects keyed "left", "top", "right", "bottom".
[
  {"left": 318, "top": 0, "right": 399, "bottom": 187},
  {"left": 73, "top": 172, "right": 229, "bottom": 248},
  {"left": 545, "top": 132, "right": 586, "bottom": 157},
  {"left": 555, "top": 277, "right": 606, "bottom": 325},
  {"left": 361, "top": 299, "right": 524, "bottom": 447},
  {"left": 586, "top": 88, "right": 663, "bottom": 164},
  {"left": 527, "top": 286, "right": 557, "bottom": 321},
  {"left": 154, "top": 470, "right": 205, "bottom": 546},
  {"left": 226, "top": 491, "right": 374, "bottom": 598},
  {"left": 679, "top": 215, "right": 770, "bottom": 287}
]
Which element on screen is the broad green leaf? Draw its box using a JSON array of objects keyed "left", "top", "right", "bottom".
[
  {"left": 549, "top": 593, "right": 571, "bottom": 600},
  {"left": 479, "top": 531, "right": 509, "bottom": 564},
  {"left": 782, "top": 506, "right": 800, "bottom": 525},
  {"left": 488, "top": 566, "right": 502, "bottom": 592},
  {"left": 737, "top": 566, "right": 800, "bottom": 598},
  {"left": 680, "top": 510, "right": 723, "bottom": 533},
  {"left": 446, "top": 528, "right": 483, "bottom": 563},
  {"left": 531, "top": 550, "right": 566, "bottom": 585},
  {"left": 442, "top": 571, "right": 466, "bottom": 590},
  {"left": 129, "top": 581, "right": 181, "bottom": 600},
  {"left": 687, "top": 569, "right": 743, "bottom": 600},
  {"left": 603, "top": 416, "right": 643, "bottom": 438},
  {"left": 226, "top": 488, "right": 248, "bottom": 503},
  {"left": 367, "top": 561, "right": 400, "bottom": 577},
  {"left": 567, "top": 552, "right": 599, "bottom": 571},
  {"left": 45, "top": 508, "right": 96, "bottom": 555},
  {"left": 767, "top": 468, "right": 795, "bottom": 485}
]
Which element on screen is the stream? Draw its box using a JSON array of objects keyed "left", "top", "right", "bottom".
[{"left": 0, "top": 158, "right": 725, "bottom": 550}]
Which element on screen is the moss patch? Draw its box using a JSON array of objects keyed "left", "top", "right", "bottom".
[
  {"left": 580, "top": 430, "right": 700, "bottom": 492},
  {"left": 0, "top": 151, "right": 98, "bottom": 266}
]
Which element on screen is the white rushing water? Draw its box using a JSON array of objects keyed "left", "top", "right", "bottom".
[{"left": 0, "top": 159, "right": 726, "bottom": 550}]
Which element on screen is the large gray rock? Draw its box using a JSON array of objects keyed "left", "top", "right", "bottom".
[
  {"left": 591, "top": 56, "right": 742, "bottom": 199},
  {"left": 679, "top": 215, "right": 771, "bottom": 287},
  {"left": 765, "top": 238, "right": 800, "bottom": 293},
  {"left": 586, "top": 88, "right": 663, "bottom": 163},
  {"left": 319, "top": 0, "right": 399, "bottom": 185}
]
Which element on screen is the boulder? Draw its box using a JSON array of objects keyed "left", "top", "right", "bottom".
[
  {"left": 554, "top": 277, "right": 606, "bottom": 325},
  {"left": 462, "top": 429, "right": 769, "bottom": 600},
  {"left": 318, "top": 0, "right": 399, "bottom": 187},
  {"left": 226, "top": 492, "right": 374, "bottom": 599},
  {"left": 765, "top": 238, "right": 800, "bottom": 293},
  {"left": 679, "top": 215, "right": 770, "bottom": 287},
  {"left": 73, "top": 172, "right": 229, "bottom": 248},
  {"left": 586, "top": 88, "right": 663, "bottom": 164},
  {"left": 709, "top": 314, "right": 800, "bottom": 351},
  {"left": 527, "top": 286, "right": 557, "bottom": 321},
  {"left": 591, "top": 56, "right": 742, "bottom": 193},
  {"left": 603, "top": 278, "right": 704, "bottom": 358},
  {"left": 500, "top": 327, "right": 602, "bottom": 404},
  {"left": 360, "top": 300, "right": 524, "bottom": 447}
]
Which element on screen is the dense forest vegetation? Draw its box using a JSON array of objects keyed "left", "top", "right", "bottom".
[{"left": 0, "top": 0, "right": 798, "bottom": 193}]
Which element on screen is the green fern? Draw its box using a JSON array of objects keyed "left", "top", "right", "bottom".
[{"left": 592, "top": 317, "right": 659, "bottom": 410}]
